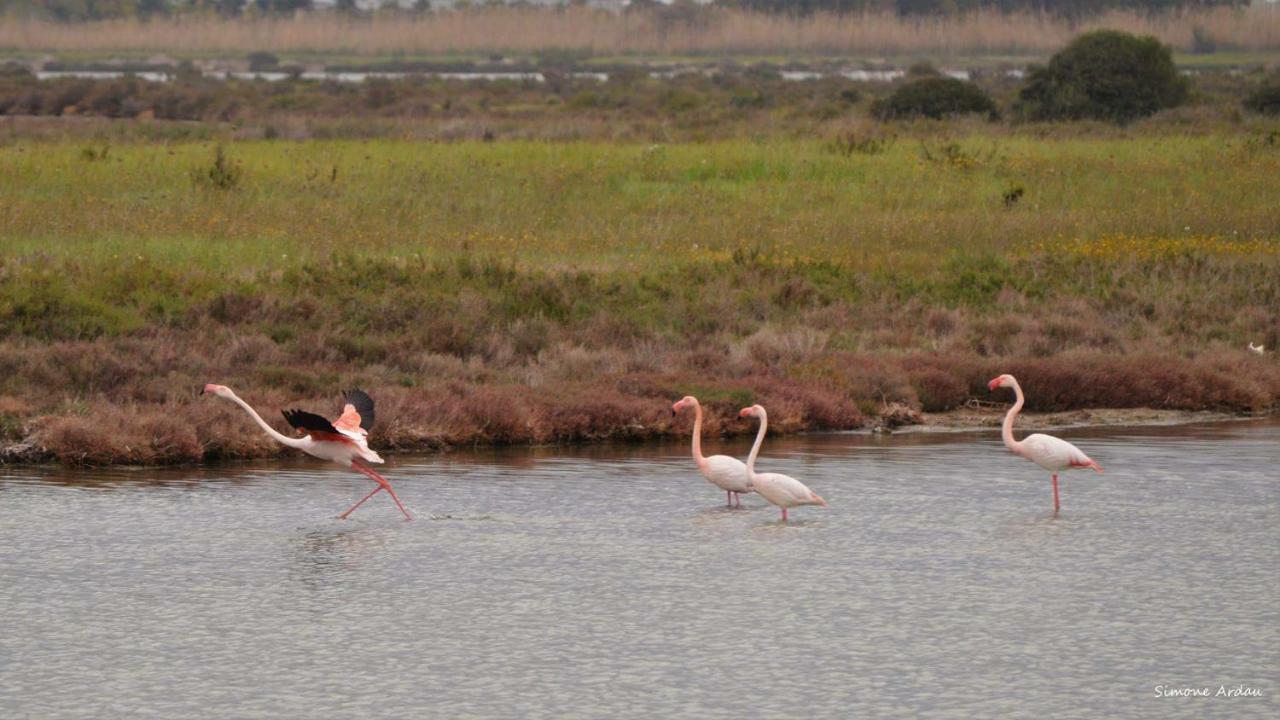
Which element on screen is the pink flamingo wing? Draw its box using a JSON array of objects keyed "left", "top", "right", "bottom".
[{"left": 333, "top": 404, "right": 364, "bottom": 433}]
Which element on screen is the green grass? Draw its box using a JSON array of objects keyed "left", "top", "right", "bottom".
[{"left": 3, "top": 135, "right": 1277, "bottom": 275}]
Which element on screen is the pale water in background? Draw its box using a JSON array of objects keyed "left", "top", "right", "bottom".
[{"left": 2, "top": 420, "right": 1277, "bottom": 719}]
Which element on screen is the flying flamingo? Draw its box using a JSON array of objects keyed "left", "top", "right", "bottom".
[
  {"left": 988, "top": 374, "right": 1102, "bottom": 514},
  {"left": 738, "top": 404, "right": 827, "bottom": 522},
  {"left": 202, "top": 385, "right": 411, "bottom": 520},
  {"left": 672, "top": 395, "right": 752, "bottom": 507}
]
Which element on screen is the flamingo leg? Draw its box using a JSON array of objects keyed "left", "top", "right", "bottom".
[
  {"left": 352, "top": 460, "right": 413, "bottom": 521},
  {"left": 726, "top": 490, "right": 732, "bottom": 507},
  {"left": 1052, "top": 473, "right": 1060, "bottom": 514},
  {"left": 781, "top": 507, "right": 788, "bottom": 522},
  {"left": 339, "top": 485, "right": 383, "bottom": 520}
]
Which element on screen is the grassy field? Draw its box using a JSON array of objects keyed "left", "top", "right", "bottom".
[{"left": 1, "top": 134, "right": 1278, "bottom": 464}]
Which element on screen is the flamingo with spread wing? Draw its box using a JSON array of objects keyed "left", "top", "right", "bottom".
[{"left": 202, "top": 385, "right": 411, "bottom": 520}]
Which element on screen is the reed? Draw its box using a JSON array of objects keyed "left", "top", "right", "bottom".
[{"left": 1, "top": 7, "right": 1278, "bottom": 58}]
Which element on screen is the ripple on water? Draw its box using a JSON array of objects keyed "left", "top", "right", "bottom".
[{"left": 1, "top": 419, "right": 1277, "bottom": 719}]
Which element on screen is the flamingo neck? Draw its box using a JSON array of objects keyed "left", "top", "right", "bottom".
[
  {"left": 225, "top": 391, "right": 307, "bottom": 449},
  {"left": 745, "top": 409, "right": 768, "bottom": 479},
  {"left": 1002, "top": 380, "right": 1025, "bottom": 454},
  {"left": 690, "top": 401, "right": 707, "bottom": 468}
]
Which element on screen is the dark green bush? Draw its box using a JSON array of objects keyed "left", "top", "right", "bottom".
[
  {"left": 872, "top": 77, "right": 998, "bottom": 121},
  {"left": 1015, "top": 30, "right": 1188, "bottom": 124},
  {"left": 1243, "top": 75, "right": 1280, "bottom": 115}
]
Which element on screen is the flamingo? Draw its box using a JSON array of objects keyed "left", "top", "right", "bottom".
[
  {"left": 672, "top": 395, "right": 752, "bottom": 507},
  {"left": 988, "top": 374, "right": 1102, "bottom": 514},
  {"left": 202, "top": 384, "right": 411, "bottom": 520},
  {"left": 738, "top": 404, "right": 827, "bottom": 521},
  {"left": 1249, "top": 342, "right": 1265, "bottom": 355}
]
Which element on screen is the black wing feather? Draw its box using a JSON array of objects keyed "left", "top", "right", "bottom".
[
  {"left": 343, "top": 388, "right": 376, "bottom": 431},
  {"left": 282, "top": 409, "right": 341, "bottom": 435}
]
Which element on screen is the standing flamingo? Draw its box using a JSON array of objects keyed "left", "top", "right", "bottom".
[
  {"left": 988, "top": 374, "right": 1102, "bottom": 514},
  {"left": 738, "top": 404, "right": 827, "bottom": 521},
  {"left": 672, "top": 396, "right": 752, "bottom": 507},
  {"left": 202, "top": 385, "right": 411, "bottom": 520}
]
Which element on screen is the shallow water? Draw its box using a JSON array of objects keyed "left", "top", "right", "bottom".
[
  {"left": 33, "top": 67, "right": 1004, "bottom": 84},
  {"left": 2, "top": 419, "right": 1276, "bottom": 719}
]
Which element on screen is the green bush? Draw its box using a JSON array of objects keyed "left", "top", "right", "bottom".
[
  {"left": 1016, "top": 30, "right": 1188, "bottom": 124},
  {"left": 1243, "top": 75, "right": 1280, "bottom": 115},
  {"left": 872, "top": 77, "right": 998, "bottom": 121}
]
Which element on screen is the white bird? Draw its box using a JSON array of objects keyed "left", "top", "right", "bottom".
[
  {"left": 738, "top": 404, "right": 827, "bottom": 522},
  {"left": 203, "top": 384, "right": 411, "bottom": 520},
  {"left": 988, "top": 374, "right": 1102, "bottom": 514},
  {"left": 1249, "top": 342, "right": 1265, "bottom": 355},
  {"left": 672, "top": 395, "right": 751, "bottom": 507}
]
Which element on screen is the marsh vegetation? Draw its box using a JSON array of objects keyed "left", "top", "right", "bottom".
[{"left": 1, "top": 134, "right": 1276, "bottom": 464}]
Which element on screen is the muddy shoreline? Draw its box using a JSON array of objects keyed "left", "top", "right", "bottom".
[{"left": 2, "top": 406, "right": 1270, "bottom": 469}]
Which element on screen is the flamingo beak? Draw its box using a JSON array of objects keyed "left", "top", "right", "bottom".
[
  {"left": 738, "top": 407, "right": 751, "bottom": 418},
  {"left": 987, "top": 377, "right": 1002, "bottom": 391}
]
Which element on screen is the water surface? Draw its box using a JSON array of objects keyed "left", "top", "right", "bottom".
[{"left": 2, "top": 420, "right": 1276, "bottom": 718}]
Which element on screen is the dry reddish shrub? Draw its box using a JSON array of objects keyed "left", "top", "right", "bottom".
[
  {"left": 457, "top": 386, "right": 536, "bottom": 445},
  {"left": 975, "top": 353, "right": 1277, "bottom": 412},
  {"left": 34, "top": 415, "right": 122, "bottom": 466},
  {"left": 791, "top": 353, "right": 916, "bottom": 408},
  {"left": 532, "top": 385, "right": 661, "bottom": 443},
  {"left": 136, "top": 412, "right": 203, "bottom": 464},
  {"left": 745, "top": 376, "right": 866, "bottom": 431},
  {"left": 925, "top": 307, "right": 959, "bottom": 339},
  {"left": 907, "top": 366, "right": 970, "bottom": 412}
]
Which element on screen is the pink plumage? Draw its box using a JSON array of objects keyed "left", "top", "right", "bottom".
[{"left": 988, "top": 374, "right": 1102, "bottom": 513}]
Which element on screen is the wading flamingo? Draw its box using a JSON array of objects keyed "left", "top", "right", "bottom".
[
  {"left": 672, "top": 396, "right": 751, "bottom": 507},
  {"left": 988, "top": 374, "right": 1102, "bottom": 514},
  {"left": 202, "top": 385, "right": 411, "bottom": 520},
  {"left": 739, "top": 404, "right": 827, "bottom": 522}
]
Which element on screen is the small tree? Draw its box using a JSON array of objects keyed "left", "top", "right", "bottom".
[
  {"left": 1015, "top": 30, "right": 1188, "bottom": 124},
  {"left": 872, "top": 77, "right": 998, "bottom": 121},
  {"left": 1243, "top": 74, "right": 1280, "bottom": 116}
]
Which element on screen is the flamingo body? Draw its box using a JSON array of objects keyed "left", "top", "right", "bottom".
[
  {"left": 989, "top": 374, "right": 1102, "bottom": 513},
  {"left": 750, "top": 471, "right": 827, "bottom": 512},
  {"left": 673, "top": 396, "right": 751, "bottom": 506},
  {"left": 701, "top": 454, "right": 752, "bottom": 495},
  {"left": 738, "top": 404, "right": 826, "bottom": 521},
  {"left": 1017, "top": 432, "right": 1099, "bottom": 473}
]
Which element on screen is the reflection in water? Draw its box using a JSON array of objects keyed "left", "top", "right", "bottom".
[
  {"left": 0, "top": 418, "right": 1276, "bottom": 718},
  {"left": 291, "top": 526, "right": 385, "bottom": 591}
]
